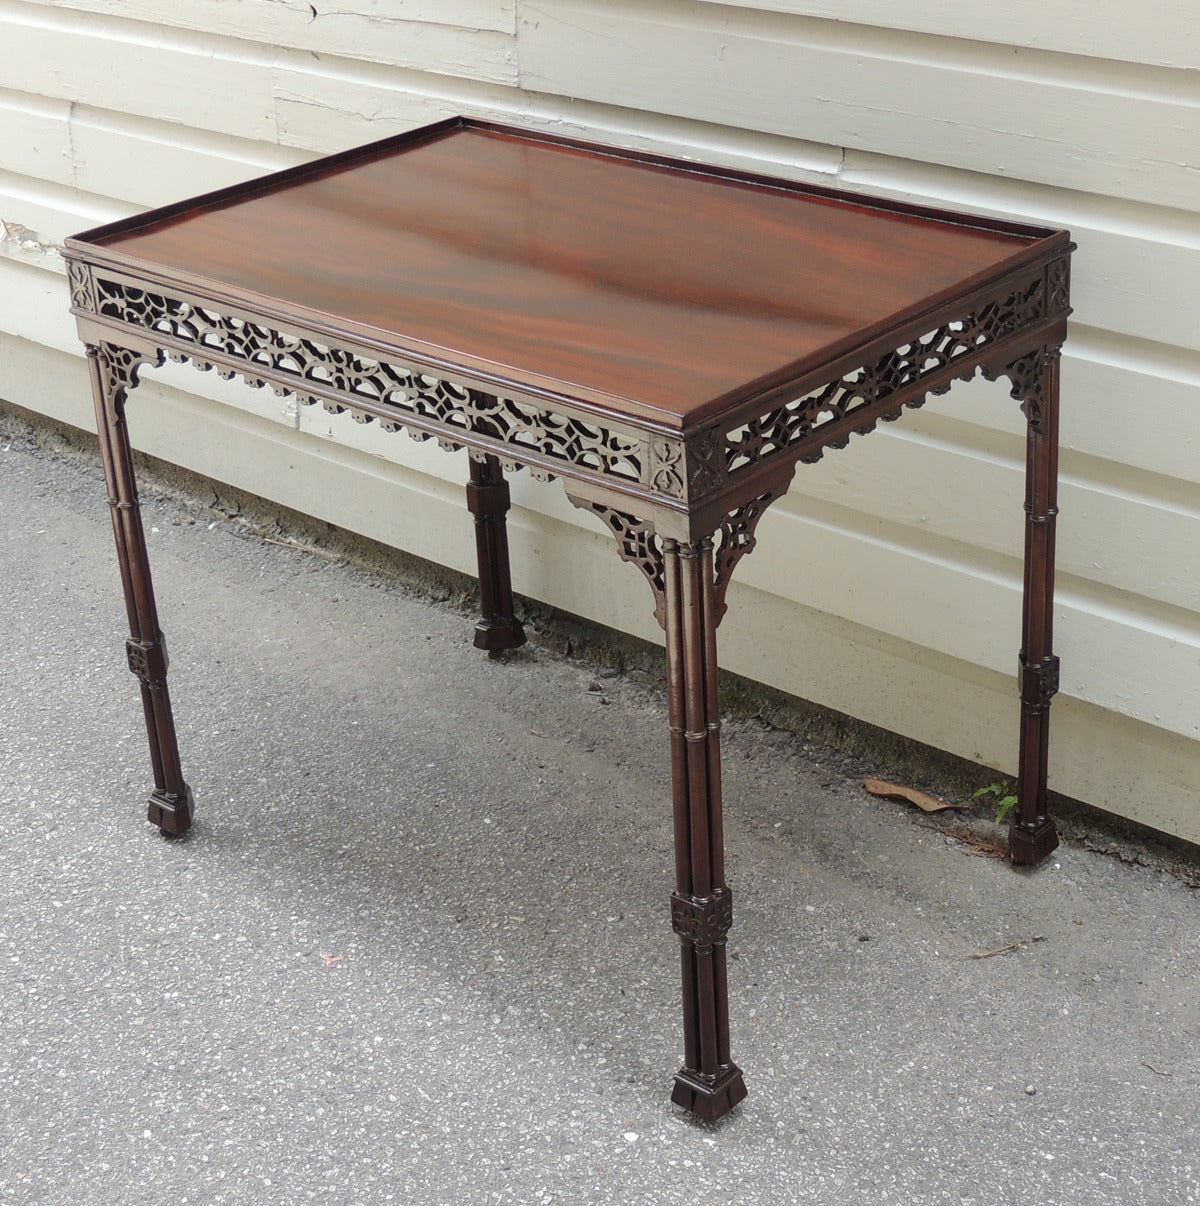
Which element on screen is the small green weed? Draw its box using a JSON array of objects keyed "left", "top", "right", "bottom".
[{"left": 974, "top": 781, "right": 1018, "bottom": 826}]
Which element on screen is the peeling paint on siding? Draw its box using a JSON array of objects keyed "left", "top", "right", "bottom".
[{"left": 0, "top": 221, "right": 62, "bottom": 267}]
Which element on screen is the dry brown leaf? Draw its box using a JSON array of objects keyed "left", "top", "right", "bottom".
[{"left": 863, "top": 778, "right": 965, "bottom": 813}]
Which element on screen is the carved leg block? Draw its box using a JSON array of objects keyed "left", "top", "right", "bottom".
[
  {"left": 466, "top": 454, "right": 526, "bottom": 652},
  {"left": 671, "top": 1062, "right": 749, "bottom": 1121},
  {"left": 90, "top": 345, "right": 194, "bottom": 836},
  {"left": 1009, "top": 815, "right": 1059, "bottom": 865},
  {"left": 148, "top": 784, "right": 196, "bottom": 836}
]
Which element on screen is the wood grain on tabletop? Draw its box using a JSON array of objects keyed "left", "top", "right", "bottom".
[{"left": 96, "top": 125, "right": 1037, "bottom": 421}]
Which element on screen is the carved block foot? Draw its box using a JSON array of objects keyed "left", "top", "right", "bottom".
[
  {"left": 1008, "top": 818, "right": 1058, "bottom": 865},
  {"left": 148, "top": 784, "right": 195, "bottom": 836},
  {"left": 671, "top": 1063, "right": 747, "bottom": 1122},
  {"left": 473, "top": 615, "right": 527, "bottom": 652}
]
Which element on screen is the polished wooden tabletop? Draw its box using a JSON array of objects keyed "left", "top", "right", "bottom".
[{"left": 78, "top": 118, "right": 1062, "bottom": 427}]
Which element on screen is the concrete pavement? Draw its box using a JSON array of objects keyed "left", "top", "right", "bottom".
[{"left": 1, "top": 412, "right": 1197, "bottom": 1205}]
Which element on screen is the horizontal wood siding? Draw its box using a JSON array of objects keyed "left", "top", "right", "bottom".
[
  {"left": 519, "top": 0, "right": 1200, "bottom": 209},
  {"left": 2, "top": 0, "right": 1198, "bottom": 843},
  {"left": 697, "top": 0, "right": 1199, "bottom": 69}
]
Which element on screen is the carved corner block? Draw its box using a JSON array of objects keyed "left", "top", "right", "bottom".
[
  {"left": 645, "top": 430, "right": 729, "bottom": 506},
  {"left": 1046, "top": 255, "right": 1071, "bottom": 316},
  {"left": 67, "top": 259, "right": 96, "bottom": 313},
  {"left": 126, "top": 634, "right": 170, "bottom": 691},
  {"left": 1019, "top": 654, "right": 1060, "bottom": 711},
  {"left": 670, "top": 889, "right": 733, "bottom": 955}
]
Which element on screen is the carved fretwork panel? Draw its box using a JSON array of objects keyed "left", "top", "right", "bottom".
[
  {"left": 468, "top": 395, "right": 644, "bottom": 482},
  {"left": 722, "top": 265, "right": 1065, "bottom": 474},
  {"left": 87, "top": 278, "right": 653, "bottom": 490}
]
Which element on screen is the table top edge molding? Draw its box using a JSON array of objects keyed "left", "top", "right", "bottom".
[{"left": 68, "top": 116, "right": 1066, "bottom": 254}]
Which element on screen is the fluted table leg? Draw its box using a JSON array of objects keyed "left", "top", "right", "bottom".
[
  {"left": 89, "top": 345, "right": 193, "bottom": 835},
  {"left": 663, "top": 537, "right": 746, "bottom": 1120},
  {"left": 1010, "top": 347, "right": 1061, "bottom": 864}
]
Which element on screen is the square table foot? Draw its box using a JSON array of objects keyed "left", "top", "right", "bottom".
[
  {"left": 473, "top": 616, "right": 527, "bottom": 652},
  {"left": 147, "top": 785, "right": 195, "bottom": 837},
  {"left": 1008, "top": 818, "right": 1058, "bottom": 866},
  {"left": 671, "top": 1064, "right": 747, "bottom": 1122}
]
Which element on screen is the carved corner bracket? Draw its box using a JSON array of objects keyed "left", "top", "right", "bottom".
[
  {"left": 568, "top": 473, "right": 793, "bottom": 630},
  {"left": 983, "top": 344, "right": 1062, "bottom": 431},
  {"left": 572, "top": 501, "right": 670, "bottom": 627},
  {"left": 91, "top": 342, "right": 164, "bottom": 410},
  {"left": 712, "top": 475, "right": 793, "bottom": 623}
]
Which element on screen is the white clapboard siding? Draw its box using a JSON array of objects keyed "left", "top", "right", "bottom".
[
  {"left": 270, "top": 61, "right": 521, "bottom": 152},
  {"left": 696, "top": 0, "right": 1199, "bottom": 70},
  {"left": 518, "top": 0, "right": 1200, "bottom": 210},
  {"left": 272, "top": 65, "right": 847, "bottom": 180},
  {"left": 20, "top": 0, "right": 517, "bottom": 83},
  {"left": 68, "top": 108, "right": 312, "bottom": 209},
  {"left": 739, "top": 503, "right": 1200, "bottom": 740},
  {"left": 836, "top": 151, "right": 1200, "bottom": 357},
  {"left": 1052, "top": 337, "right": 1200, "bottom": 488},
  {"left": 0, "top": 5, "right": 279, "bottom": 139},
  {"left": 781, "top": 409, "right": 1200, "bottom": 615},
  {"left": 37, "top": 0, "right": 517, "bottom": 38},
  {"left": 1, "top": 0, "right": 1198, "bottom": 843},
  {"left": 0, "top": 134, "right": 132, "bottom": 225},
  {"left": 0, "top": 89, "right": 75, "bottom": 189}
]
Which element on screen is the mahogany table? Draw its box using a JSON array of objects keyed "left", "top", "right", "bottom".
[{"left": 65, "top": 117, "right": 1073, "bottom": 1122}]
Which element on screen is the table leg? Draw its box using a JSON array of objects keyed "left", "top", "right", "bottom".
[
  {"left": 466, "top": 454, "right": 526, "bottom": 653},
  {"left": 1010, "top": 347, "right": 1061, "bottom": 864},
  {"left": 663, "top": 537, "right": 747, "bottom": 1121},
  {"left": 568, "top": 486, "right": 793, "bottom": 1120},
  {"left": 88, "top": 344, "right": 194, "bottom": 836}
]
